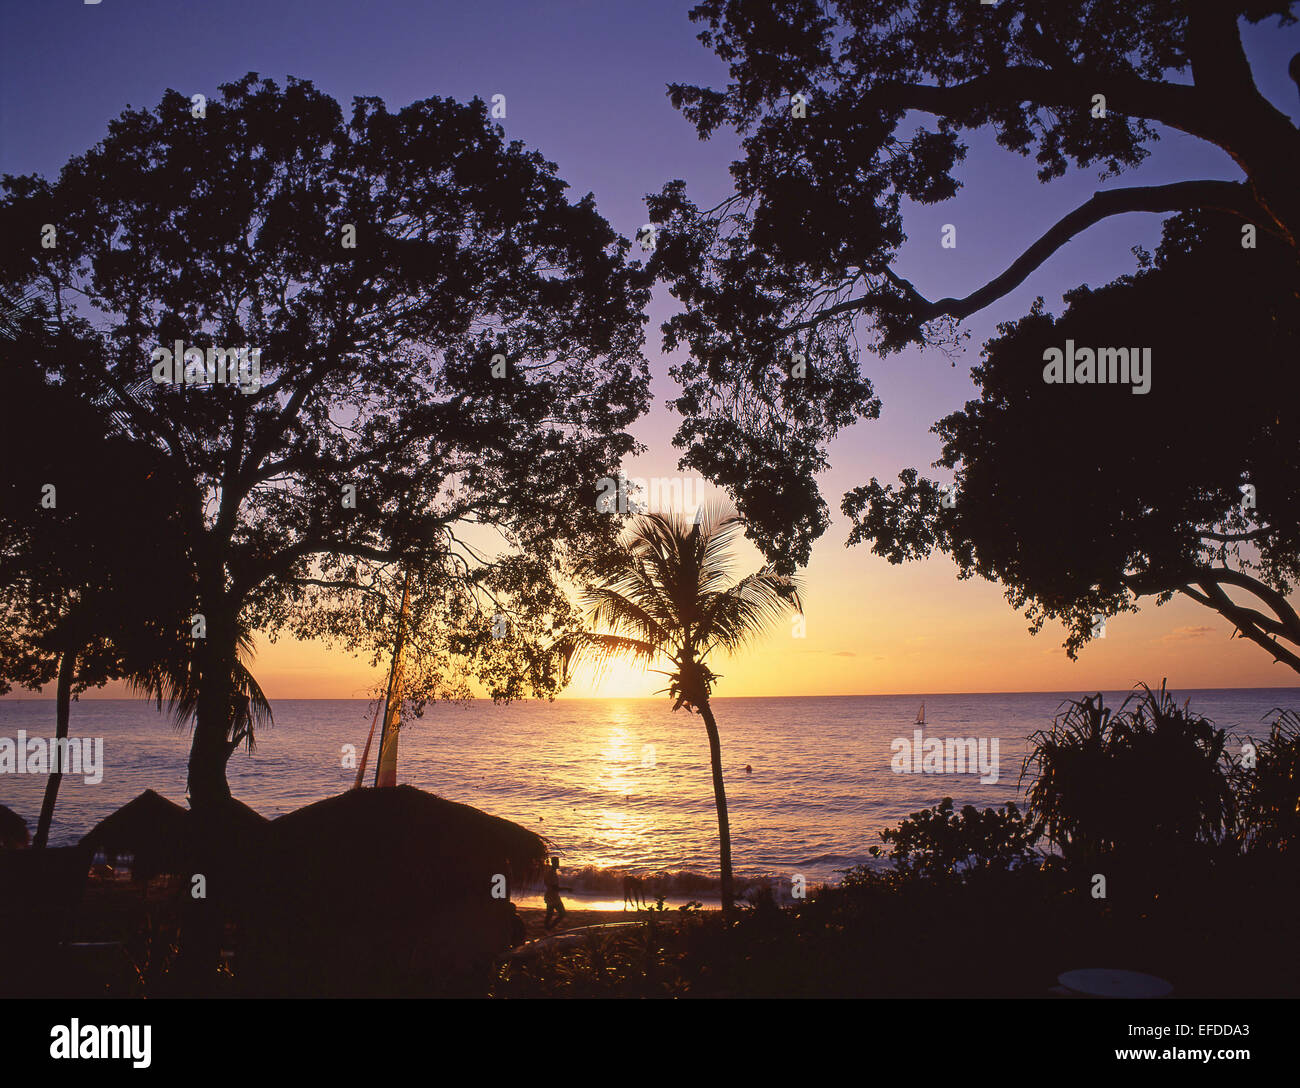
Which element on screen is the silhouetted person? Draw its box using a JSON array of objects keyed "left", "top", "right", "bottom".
[{"left": 543, "top": 856, "right": 568, "bottom": 931}]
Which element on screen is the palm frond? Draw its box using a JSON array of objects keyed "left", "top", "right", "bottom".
[
  {"left": 0, "top": 290, "right": 47, "bottom": 343},
  {"left": 125, "top": 625, "right": 272, "bottom": 751},
  {"left": 701, "top": 569, "right": 803, "bottom": 656},
  {"left": 562, "top": 631, "right": 663, "bottom": 686},
  {"left": 583, "top": 585, "right": 672, "bottom": 648},
  {"left": 577, "top": 500, "right": 801, "bottom": 698},
  {"left": 697, "top": 504, "right": 746, "bottom": 594}
]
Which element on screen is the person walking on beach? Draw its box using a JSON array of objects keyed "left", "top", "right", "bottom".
[{"left": 543, "top": 856, "right": 568, "bottom": 931}]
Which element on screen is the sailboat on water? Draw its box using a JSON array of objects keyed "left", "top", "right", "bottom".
[
  {"left": 354, "top": 570, "right": 412, "bottom": 789},
  {"left": 914, "top": 702, "right": 925, "bottom": 726}
]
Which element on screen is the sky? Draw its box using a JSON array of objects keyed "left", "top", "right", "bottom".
[{"left": 2, "top": 0, "right": 1298, "bottom": 699}]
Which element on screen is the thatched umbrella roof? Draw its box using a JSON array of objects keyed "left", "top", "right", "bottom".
[
  {"left": 80, "top": 789, "right": 190, "bottom": 878},
  {"left": 79, "top": 789, "right": 269, "bottom": 882},
  {"left": 249, "top": 785, "right": 547, "bottom": 914},
  {"left": 0, "top": 804, "right": 28, "bottom": 850},
  {"left": 236, "top": 786, "right": 548, "bottom": 995}
]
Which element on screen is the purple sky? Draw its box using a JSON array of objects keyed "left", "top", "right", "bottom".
[{"left": 3, "top": 1, "right": 1298, "bottom": 694}]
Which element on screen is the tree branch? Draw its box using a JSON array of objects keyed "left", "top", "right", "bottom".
[
  {"left": 1181, "top": 579, "right": 1300, "bottom": 673},
  {"left": 1178, "top": 582, "right": 1290, "bottom": 640},
  {"left": 872, "top": 66, "right": 1208, "bottom": 141},
  {"left": 1128, "top": 564, "right": 1300, "bottom": 673},
  {"left": 1186, "top": 0, "right": 1259, "bottom": 104},
  {"left": 921, "top": 181, "right": 1267, "bottom": 323},
  {"left": 780, "top": 181, "right": 1266, "bottom": 338},
  {"left": 1198, "top": 526, "right": 1274, "bottom": 544}
]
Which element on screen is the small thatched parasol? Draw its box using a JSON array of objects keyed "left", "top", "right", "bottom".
[
  {"left": 236, "top": 785, "right": 548, "bottom": 996},
  {"left": 81, "top": 790, "right": 271, "bottom": 884},
  {"left": 0, "top": 804, "right": 29, "bottom": 850},
  {"left": 79, "top": 789, "right": 192, "bottom": 880}
]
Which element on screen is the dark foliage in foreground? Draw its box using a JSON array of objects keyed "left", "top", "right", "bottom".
[
  {"left": 491, "top": 849, "right": 1296, "bottom": 998},
  {"left": 495, "top": 687, "right": 1298, "bottom": 998}
]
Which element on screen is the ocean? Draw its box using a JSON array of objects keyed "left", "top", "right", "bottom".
[{"left": 1, "top": 689, "right": 1293, "bottom": 902}]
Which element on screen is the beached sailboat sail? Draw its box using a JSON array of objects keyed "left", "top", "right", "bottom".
[
  {"left": 914, "top": 702, "right": 925, "bottom": 725},
  {"left": 353, "top": 570, "right": 412, "bottom": 789}
]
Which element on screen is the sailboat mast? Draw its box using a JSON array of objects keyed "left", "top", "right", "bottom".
[
  {"left": 352, "top": 699, "right": 382, "bottom": 789},
  {"left": 373, "top": 568, "right": 413, "bottom": 789}
]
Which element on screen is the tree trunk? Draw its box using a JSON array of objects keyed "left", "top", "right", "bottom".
[
  {"left": 176, "top": 608, "right": 239, "bottom": 992},
  {"left": 187, "top": 614, "right": 237, "bottom": 812},
  {"left": 187, "top": 714, "right": 234, "bottom": 810},
  {"left": 698, "top": 698, "right": 735, "bottom": 917},
  {"left": 32, "top": 649, "right": 76, "bottom": 849}
]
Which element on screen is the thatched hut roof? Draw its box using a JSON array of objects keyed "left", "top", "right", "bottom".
[
  {"left": 235, "top": 786, "right": 548, "bottom": 996},
  {"left": 218, "top": 796, "right": 269, "bottom": 834},
  {"left": 0, "top": 804, "right": 29, "bottom": 850},
  {"left": 249, "top": 785, "right": 547, "bottom": 913},
  {"left": 80, "top": 790, "right": 269, "bottom": 881},
  {"left": 188, "top": 795, "right": 269, "bottom": 844},
  {"left": 80, "top": 789, "right": 190, "bottom": 878}
]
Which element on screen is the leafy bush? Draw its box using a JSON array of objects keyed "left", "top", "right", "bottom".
[
  {"left": 1232, "top": 709, "right": 1300, "bottom": 855},
  {"left": 863, "top": 797, "right": 1040, "bottom": 880}
]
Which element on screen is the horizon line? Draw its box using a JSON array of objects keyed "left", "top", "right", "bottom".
[{"left": 4, "top": 684, "right": 1298, "bottom": 703}]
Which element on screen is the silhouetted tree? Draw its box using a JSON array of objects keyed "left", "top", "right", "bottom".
[
  {"left": 0, "top": 74, "right": 651, "bottom": 809},
  {"left": 845, "top": 212, "right": 1300, "bottom": 670},
  {"left": 647, "top": 0, "right": 1299, "bottom": 566},
  {"left": 565, "top": 504, "right": 801, "bottom": 915},
  {"left": 0, "top": 303, "right": 200, "bottom": 845}
]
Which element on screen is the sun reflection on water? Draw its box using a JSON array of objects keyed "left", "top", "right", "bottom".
[{"left": 586, "top": 704, "right": 661, "bottom": 857}]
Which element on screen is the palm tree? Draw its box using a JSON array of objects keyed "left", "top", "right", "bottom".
[
  {"left": 128, "top": 626, "right": 274, "bottom": 779},
  {"left": 566, "top": 502, "right": 801, "bottom": 916},
  {"left": 31, "top": 609, "right": 272, "bottom": 848}
]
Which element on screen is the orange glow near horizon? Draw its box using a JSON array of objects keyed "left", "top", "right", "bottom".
[
  {"left": 2, "top": 476, "right": 1294, "bottom": 702},
  {"left": 20, "top": 552, "right": 1297, "bottom": 703}
]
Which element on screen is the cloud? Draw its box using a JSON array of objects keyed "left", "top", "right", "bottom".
[
  {"left": 832, "top": 651, "right": 857, "bottom": 658},
  {"left": 1161, "top": 626, "right": 1215, "bottom": 643}
]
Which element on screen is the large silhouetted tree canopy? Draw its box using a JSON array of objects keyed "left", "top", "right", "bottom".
[
  {"left": 0, "top": 313, "right": 195, "bottom": 693},
  {"left": 845, "top": 212, "right": 1300, "bottom": 671},
  {"left": 648, "top": 0, "right": 1299, "bottom": 568},
  {"left": 0, "top": 74, "right": 651, "bottom": 806},
  {"left": 0, "top": 302, "right": 209, "bottom": 844}
]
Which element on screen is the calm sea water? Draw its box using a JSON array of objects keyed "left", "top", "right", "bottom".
[{"left": 1, "top": 690, "right": 1293, "bottom": 893}]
